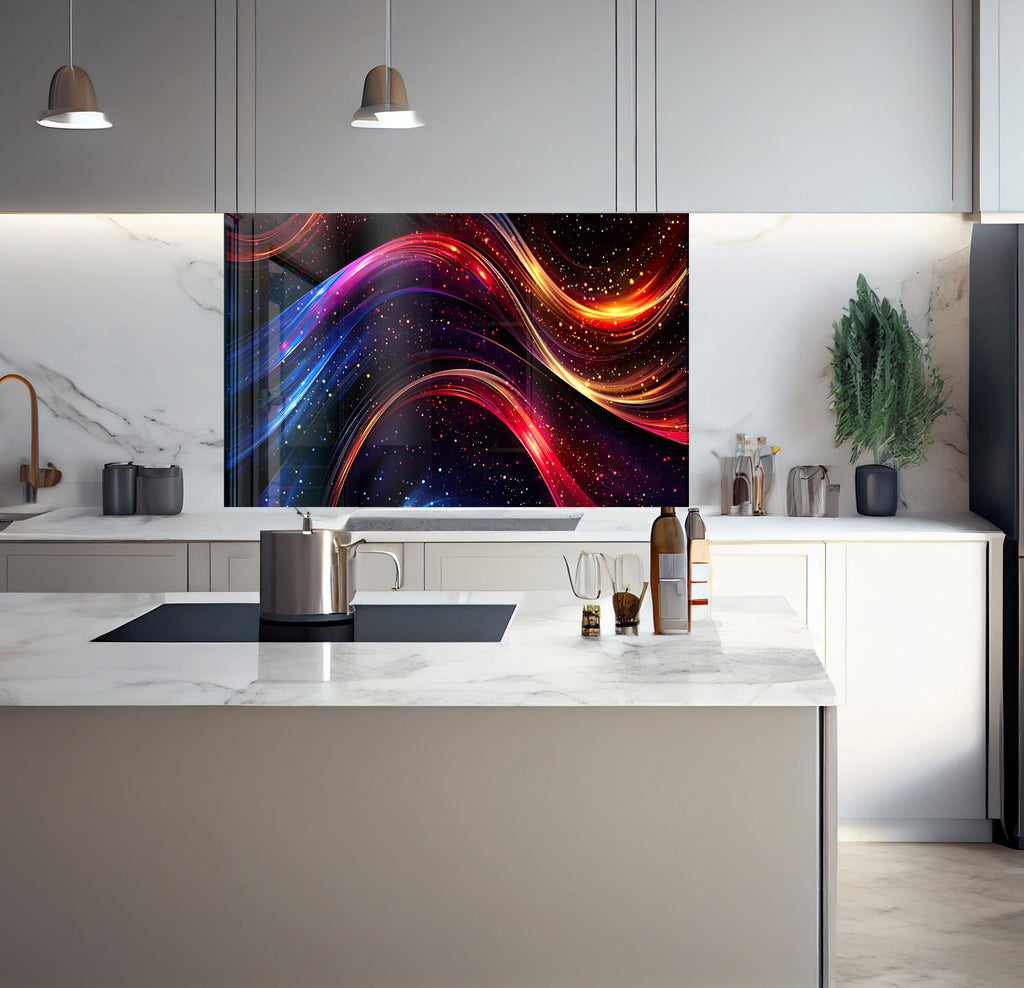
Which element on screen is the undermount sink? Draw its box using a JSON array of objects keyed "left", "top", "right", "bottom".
[
  {"left": 341, "top": 511, "right": 583, "bottom": 532},
  {"left": 94, "top": 600, "right": 517, "bottom": 644},
  {"left": 0, "top": 503, "right": 56, "bottom": 522}
]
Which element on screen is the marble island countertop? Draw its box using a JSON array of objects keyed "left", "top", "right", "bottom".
[
  {"left": 0, "top": 590, "right": 836, "bottom": 708},
  {"left": 0, "top": 504, "right": 1003, "bottom": 544}
]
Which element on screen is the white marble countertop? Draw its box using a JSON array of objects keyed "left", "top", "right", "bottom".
[
  {"left": 0, "top": 590, "right": 835, "bottom": 708},
  {"left": 0, "top": 505, "right": 1004, "bottom": 544}
]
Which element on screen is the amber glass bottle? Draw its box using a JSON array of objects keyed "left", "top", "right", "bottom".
[{"left": 650, "top": 505, "right": 687, "bottom": 634}]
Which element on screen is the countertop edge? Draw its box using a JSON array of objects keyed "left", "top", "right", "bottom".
[{"left": 0, "top": 507, "right": 1005, "bottom": 544}]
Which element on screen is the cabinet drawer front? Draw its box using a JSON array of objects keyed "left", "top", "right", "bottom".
[
  {"left": 425, "top": 542, "right": 648, "bottom": 591},
  {"left": 4, "top": 544, "right": 188, "bottom": 593}
]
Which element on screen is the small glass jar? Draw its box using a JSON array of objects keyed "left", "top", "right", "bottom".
[{"left": 581, "top": 604, "right": 601, "bottom": 637}]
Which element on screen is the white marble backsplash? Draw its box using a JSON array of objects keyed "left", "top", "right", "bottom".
[
  {"left": 0, "top": 214, "right": 224, "bottom": 510},
  {"left": 0, "top": 212, "right": 973, "bottom": 515},
  {"left": 688, "top": 213, "right": 974, "bottom": 516}
]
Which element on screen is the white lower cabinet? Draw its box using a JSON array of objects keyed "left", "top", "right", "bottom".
[
  {"left": 0, "top": 543, "right": 188, "bottom": 593},
  {"left": 835, "top": 541, "right": 990, "bottom": 841},
  {"left": 423, "top": 542, "right": 649, "bottom": 592},
  {"left": 686, "top": 537, "right": 991, "bottom": 841},
  {"left": 708, "top": 543, "right": 826, "bottom": 659}
]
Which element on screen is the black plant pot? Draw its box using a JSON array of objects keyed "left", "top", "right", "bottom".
[{"left": 855, "top": 464, "right": 899, "bottom": 516}]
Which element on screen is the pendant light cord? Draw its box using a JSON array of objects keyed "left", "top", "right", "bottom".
[
  {"left": 69, "top": 0, "right": 74, "bottom": 66},
  {"left": 384, "top": 0, "right": 391, "bottom": 106}
]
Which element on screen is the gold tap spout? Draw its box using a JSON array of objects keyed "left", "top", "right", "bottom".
[{"left": 0, "top": 373, "right": 61, "bottom": 503}]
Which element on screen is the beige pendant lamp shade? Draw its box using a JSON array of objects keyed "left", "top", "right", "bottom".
[
  {"left": 351, "top": 65, "right": 423, "bottom": 128},
  {"left": 38, "top": 64, "right": 111, "bottom": 129},
  {"left": 37, "top": 1, "right": 112, "bottom": 129},
  {"left": 351, "top": 0, "right": 424, "bottom": 129}
]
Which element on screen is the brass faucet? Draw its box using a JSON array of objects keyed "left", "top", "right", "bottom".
[{"left": 0, "top": 374, "right": 62, "bottom": 503}]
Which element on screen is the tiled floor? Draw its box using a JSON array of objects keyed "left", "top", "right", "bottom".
[{"left": 836, "top": 843, "right": 1024, "bottom": 986}]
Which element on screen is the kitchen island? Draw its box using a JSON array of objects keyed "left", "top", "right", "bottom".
[{"left": 0, "top": 590, "right": 836, "bottom": 988}]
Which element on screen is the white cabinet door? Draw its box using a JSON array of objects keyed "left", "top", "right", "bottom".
[
  {"left": 708, "top": 543, "right": 826, "bottom": 659},
  {"left": 1, "top": 543, "right": 188, "bottom": 593},
  {"left": 0, "top": 0, "right": 215, "bottom": 211},
  {"left": 656, "top": 0, "right": 971, "bottom": 211},
  {"left": 424, "top": 542, "right": 648, "bottom": 591},
  {"left": 838, "top": 541, "right": 989, "bottom": 840},
  {"left": 249, "top": 0, "right": 616, "bottom": 211},
  {"left": 207, "top": 541, "right": 424, "bottom": 592}
]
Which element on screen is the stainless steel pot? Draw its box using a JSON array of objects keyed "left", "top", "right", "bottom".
[{"left": 259, "top": 510, "right": 401, "bottom": 618}]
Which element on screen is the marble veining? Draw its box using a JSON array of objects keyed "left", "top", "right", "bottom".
[
  {"left": 900, "top": 247, "right": 971, "bottom": 512},
  {"left": 0, "top": 591, "right": 835, "bottom": 708},
  {"left": 0, "top": 214, "right": 224, "bottom": 511}
]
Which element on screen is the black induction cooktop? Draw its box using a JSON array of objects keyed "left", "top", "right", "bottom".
[{"left": 93, "top": 602, "right": 516, "bottom": 644}]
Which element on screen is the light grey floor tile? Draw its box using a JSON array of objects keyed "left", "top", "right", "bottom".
[{"left": 836, "top": 843, "right": 1024, "bottom": 987}]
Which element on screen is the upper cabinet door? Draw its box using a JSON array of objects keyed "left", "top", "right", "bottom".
[
  {"left": 656, "top": 0, "right": 971, "bottom": 212},
  {"left": 978, "top": 0, "right": 1024, "bottom": 213},
  {"left": 249, "top": 0, "right": 616, "bottom": 212},
  {"left": 0, "top": 0, "right": 215, "bottom": 212}
]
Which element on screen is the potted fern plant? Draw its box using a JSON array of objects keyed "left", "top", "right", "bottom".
[{"left": 829, "top": 274, "right": 946, "bottom": 515}]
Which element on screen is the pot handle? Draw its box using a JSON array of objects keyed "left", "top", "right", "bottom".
[
  {"left": 334, "top": 536, "right": 402, "bottom": 590},
  {"left": 356, "top": 548, "right": 403, "bottom": 590}
]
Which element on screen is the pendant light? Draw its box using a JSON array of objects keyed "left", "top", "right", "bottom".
[
  {"left": 351, "top": 0, "right": 424, "bottom": 129},
  {"left": 37, "top": 0, "right": 112, "bottom": 129}
]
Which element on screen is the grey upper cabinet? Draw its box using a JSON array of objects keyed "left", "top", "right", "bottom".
[
  {"left": 977, "top": 0, "right": 1024, "bottom": 213},
  {"left": 0, "top": 0, "right": 215, "bottom": 212},
  {"left": 247, "top": 0, "right": 617, "bottom": 212},
  {"left": 655, "top": 0, "right": 972, "bottom": 212}
]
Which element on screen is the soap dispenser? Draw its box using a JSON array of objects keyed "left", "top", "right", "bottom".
[{"left": 650, "top": 506, "right": 687, "bottom": 634}]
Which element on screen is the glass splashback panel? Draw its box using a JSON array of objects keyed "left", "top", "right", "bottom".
[{"left": 225, "top": 214, "right": 688, "bottom": 507}]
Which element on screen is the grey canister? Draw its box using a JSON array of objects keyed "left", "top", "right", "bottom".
[
  {"left": 136, "top": 465, "right": 184, "bottom": 515},
  {"left": 102, "top": 462, "right": 137, "bottom": 515}
]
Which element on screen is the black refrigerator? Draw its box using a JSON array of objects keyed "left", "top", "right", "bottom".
[{"left": 970, "top": 222, "right": 1024, "bottom": 848}]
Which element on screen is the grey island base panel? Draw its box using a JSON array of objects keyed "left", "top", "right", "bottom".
[{"left": 0, "top": 705, "right": 833, "bottom": 988}]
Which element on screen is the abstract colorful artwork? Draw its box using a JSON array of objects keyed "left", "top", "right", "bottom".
[{"left": 225, "top": 214, "right": 688, "bottom": 507}]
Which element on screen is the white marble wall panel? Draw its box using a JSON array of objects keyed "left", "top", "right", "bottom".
[
  {"left": 0, "top": 212, "right": 972, "bottom": 515},
  {"left": 0, "top": 214, "right": 223, "bottom": 510},
  {"left": 688, "top": 214, "right": 973, "bottom": 516}
]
